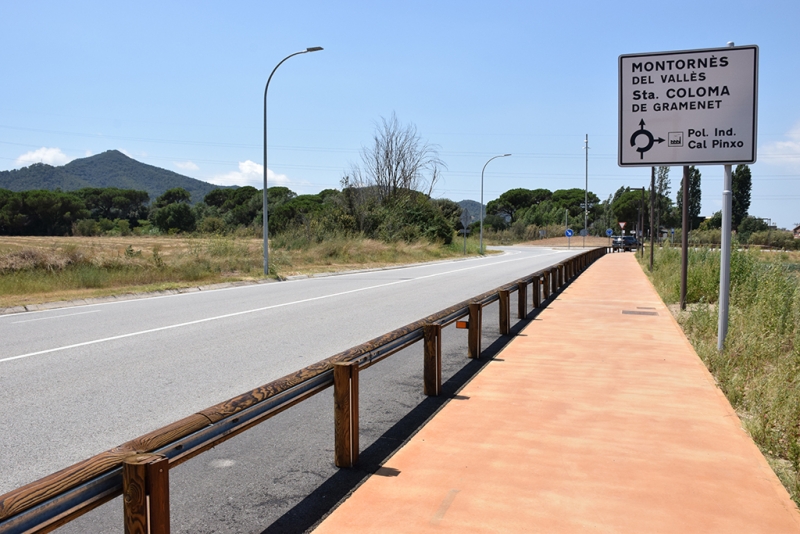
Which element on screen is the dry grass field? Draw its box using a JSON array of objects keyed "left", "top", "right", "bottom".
[{"left": 0, "top": 235, "right": 492, "bottom": 309}]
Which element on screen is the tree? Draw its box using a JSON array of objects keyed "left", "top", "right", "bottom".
[
  {"left": 152, "top": 187, "right": 194, "bottom": 233},
  {"left": 0, "top": 190, "right": 90, "bottom": 236},
  {"left": 153, "top": 202, "right": 196, "bottom": 233},
  {"left": 346, "top": 113, "right": 445, "bottom": 202},
  {"left": 655, "top": 166, "right": 670, "bottom": 234},
  {"left": 677, "top": 166, "right": 702, "bottom": 230},
  {"left": 432, "top": 198, "right": 463, "bottom": 229},
  {"left": 738, "top": 215, "right": 769, "bottom": 243},
  {"left": 731, "top": 164, "right": 752, "bottom": 231},
  {"left": 551, "top": 188, "right": 599, "bottom": 217},
  {"left": 74, "top": 187, "right": 149, "bottom": 225},
  {"left": 155, "top": 188, "right": 191, "bottom": 208},
  {"left": 486, "top": 188, "right": 534, "bottom": 222},
  {"left": 611, "top": 188, "right": 647, "bottom": 230}
]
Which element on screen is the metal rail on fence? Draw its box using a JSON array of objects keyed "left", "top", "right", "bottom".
[{"left": 0, "top": 247, "right": 606, "bottom": 534}]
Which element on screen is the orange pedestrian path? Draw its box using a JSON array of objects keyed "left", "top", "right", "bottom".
[{"left": 314, "top": 252, "right": 800, "bottom": 533}]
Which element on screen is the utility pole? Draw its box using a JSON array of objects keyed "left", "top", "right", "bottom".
[{"left": 680, "top": 165, "right": 689, "bottom": 310}]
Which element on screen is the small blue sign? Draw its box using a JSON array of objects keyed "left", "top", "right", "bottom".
[
  {"left": 671, "top": 228, "right": 675, "bottom": 234},
  {"left": 565, "top": 229, "right": 574, "bottom": 237},
  {"left": 606, "top": 228, "right": 613, "bottom": 237}
]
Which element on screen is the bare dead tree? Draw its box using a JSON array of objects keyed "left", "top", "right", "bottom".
[{"left": 355, "top": 113, "right": 445, "bottom": 202}]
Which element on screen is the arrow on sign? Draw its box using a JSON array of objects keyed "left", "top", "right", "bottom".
[{"left": 629, "top": 120, "right": 665, "bottom": 159}]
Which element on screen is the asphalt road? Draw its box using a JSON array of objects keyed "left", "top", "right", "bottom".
[{"left": 0, "top": 245, "right": 582, "bottom": 532}]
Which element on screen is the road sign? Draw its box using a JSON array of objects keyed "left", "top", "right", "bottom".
[
  {"left": 606, "top": 228, "right": 613, "bottom": 237},
  {"left": 565, "top": 229, "right": 574, "bottom": 237},
  {"left": 619, "top": 45, "right": 758, "bottom": 166},
  {"left": 619, "top": 222, "right": 627, "bottom": 229},
  {"left": 579, "top": 229, "right": 588, "bottom": 237}
]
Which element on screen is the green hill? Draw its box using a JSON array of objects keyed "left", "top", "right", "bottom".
[{"left": 0, "top": 150, "right": 225, "bottom": 203}]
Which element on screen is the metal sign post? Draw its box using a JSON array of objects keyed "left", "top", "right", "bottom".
[
  {"left": 649, "top": 166, "right": 655, "bottom": 271},
  {"left": 619, "top": 44, "right": 758, "bottom": 350}
]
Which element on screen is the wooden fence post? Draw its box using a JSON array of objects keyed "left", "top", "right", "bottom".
[
  {"left": 468, "top": 303, "right": 482, "bottom": 359},
  {"left": 123, "top": 454, "right": 170, "bottom": 534},
  {"left": 543, "top": 271, "right": 550, "bottom": 300},
  {"left": 517, "top": 281, "right": 527, "bottom": 319},
  {"left": 334, "top": 361, "right": 359, "bottom": 468},
  {"left": 499, "top": 290, "right": 510, "bottom": 335},
  {"left": 533, "top": 276, "right": 541, "bottom": 308},
  {"left": 424, "top": 324, "right": 442, "bottom": 396}
]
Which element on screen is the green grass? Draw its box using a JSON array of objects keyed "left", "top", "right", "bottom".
[{"left": 641, "top": 245, "right": 800, "bottom": 504}]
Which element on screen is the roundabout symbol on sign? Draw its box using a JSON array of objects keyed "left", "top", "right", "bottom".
[{"left": 629, "top": 119, "right": 664, "bottom": 160}]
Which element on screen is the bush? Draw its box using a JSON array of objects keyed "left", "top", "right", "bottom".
[
  {"left": 199, "top": 216, "right": 226, "bottom": 234},
  {"left": 73, "top": 219, "right": 99, "bottom": 236},
  {"left": 153, "top": 203, "right": 196, "bottom": 233},
  {"left": 749, "top": 230, "right": 798, "bottom": 250}
]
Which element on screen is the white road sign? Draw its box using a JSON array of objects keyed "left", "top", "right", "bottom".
[{"left": 619, "top": 45, "right": 758, "bottom": 166}]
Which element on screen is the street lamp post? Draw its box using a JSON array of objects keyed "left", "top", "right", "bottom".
[
  {"left": 584, "top": 134, "right": 589, "bottom": 247},
  {"left": 479, "top": 154, "right": 511, "bottom": 254},
  {"left": 263, "top": 46, "right": 323, "bottom": 275}
]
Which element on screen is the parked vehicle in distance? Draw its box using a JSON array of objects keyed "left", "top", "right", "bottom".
[{"left": 612, "top": 235, "right": 640, "bottom": 252}]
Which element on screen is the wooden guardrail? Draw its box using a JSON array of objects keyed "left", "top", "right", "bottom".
[{"left": 0, "top": 247, "right": 606, "bottom": 534}]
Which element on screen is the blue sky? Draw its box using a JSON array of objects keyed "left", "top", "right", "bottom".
[{"left": 1, "top": 0, "right": 798, "bottom": 229}]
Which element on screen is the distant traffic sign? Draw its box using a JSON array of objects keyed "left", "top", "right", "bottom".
[
  {"left": 579, "top": 229, "right": 588, "bottom": 237},
  {"left": 565, "top": 229, "right": 574, "bottom": 237},
  {"left": 619, "top": 222, "right": 627, "bottom": 229},
  {"left": 606, "top": 228, "right": 613, "bottom": 237},
  {"left": 619, "top": 45, "right": 758, "bottom": 166}
]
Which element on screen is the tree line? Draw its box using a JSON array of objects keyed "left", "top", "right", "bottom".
[{"left": 0, "top": 114, "right": 789, "bottom": 248}]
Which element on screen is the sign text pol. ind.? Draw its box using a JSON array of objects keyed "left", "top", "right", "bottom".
[{"left": 618, "top": 45, "right": 758, "bottom": 167}]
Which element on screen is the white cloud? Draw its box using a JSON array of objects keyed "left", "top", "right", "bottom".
[
  {"left": 15, "top": 147, "right": 72, "bottom": 167},
  {"left": 84, "top": 150, "right": 93, "bottom": 157},
  {"left": 175, "top": 161, "right": 200, "bottom": 172},
  {"left": 209, "top": 160, "right": 290, "bottom": 188},
  {"left": 761, "top": 122, "right": 800, "bottom": 171}
]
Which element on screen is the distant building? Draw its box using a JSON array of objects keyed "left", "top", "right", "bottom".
[{"left": 794, "top": 225, "right": 800, "bottom": 239}]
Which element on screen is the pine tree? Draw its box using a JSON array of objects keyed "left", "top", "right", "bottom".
[
  {"left": 655, "top": 166, "right": 670, "bottom": 236},
  {"left": 677, "top": 166, "right": 702, "bottom": 230},
  {"left": 731, "top": 164, "right": 752, "bottom": 231}
]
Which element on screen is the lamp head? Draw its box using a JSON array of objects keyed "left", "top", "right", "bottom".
[{"left": 306, "top": 47, "right": 324, "bottom": 52}]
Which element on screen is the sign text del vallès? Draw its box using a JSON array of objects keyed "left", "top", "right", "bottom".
[{"left": 618, "top": 45, "right": 758, "bottom": 166}]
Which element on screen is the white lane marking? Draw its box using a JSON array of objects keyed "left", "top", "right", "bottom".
[
  {"left": 1, "top": 249, "right": 573, "bottom": 364},
  {"left": 0, "top": 249, "right": 527, "bottom": 321},
  {"left": 10, "top": 310, "right": 101, "bottom": 324}
]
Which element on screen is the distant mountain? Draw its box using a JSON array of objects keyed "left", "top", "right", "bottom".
[
  {"left": 457, "top": 199, "right": 484, "bottom": 224},
  {"left": 0, "top": 150, "right": 225, "bottom": 204}
]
